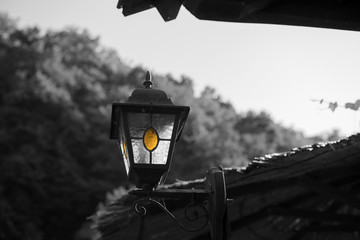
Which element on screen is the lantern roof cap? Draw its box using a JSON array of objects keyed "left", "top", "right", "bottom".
[{"left": 128, "top": 71, "right": 173, "bottom": 105}]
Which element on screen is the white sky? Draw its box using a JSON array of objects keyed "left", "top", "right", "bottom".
[{"left": 2, "top": 0, "right": 360, "bottom": 137}]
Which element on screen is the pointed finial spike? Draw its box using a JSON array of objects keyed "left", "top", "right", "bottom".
[
  {"left": 143, "top": 71, "right": 153, "bottom": 89},
  {"left": 146, "top": 71, "right": 151, "bottom": 81}
]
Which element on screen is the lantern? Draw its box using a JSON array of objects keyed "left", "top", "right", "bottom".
[{"left": 110, "top": 71, "right": 190, "bottom": 190}]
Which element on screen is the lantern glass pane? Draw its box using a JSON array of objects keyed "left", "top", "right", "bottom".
[
  {"left": 153, "top": 114, "right": 175, "bottom": 140},
  {"left": 132, "top": 139, "right": 150, "bottom": 164},
  {"left": 119, "top": 139, "right": 130, "bottom": 174},
  {"left": 152, "top": 140, "right": 171, "bottom": 164},
  {"left": 128, "top": 113, "right": 151, "bottom": 138}
]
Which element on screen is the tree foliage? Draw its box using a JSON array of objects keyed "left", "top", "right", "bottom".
[
  {"left": 0, "top": 14, "right": 124, "bottom": 240},
  {"left": 0, "top": 13, "right": 337, "bottom": 240}
]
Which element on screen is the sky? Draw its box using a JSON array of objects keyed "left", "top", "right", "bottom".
[{"left": 2, "top": 0, "right": 360, "bottom": 137}]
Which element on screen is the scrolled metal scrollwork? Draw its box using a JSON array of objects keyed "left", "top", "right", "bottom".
[
  {"left": 133, "top": 198, "right": 148, "bottom": 216},
  {"left": 133, "top": 197, "right": 209, "bottom": 232},
  {"left": 184, "top": 202, "right": 208, "bottom": 223}
]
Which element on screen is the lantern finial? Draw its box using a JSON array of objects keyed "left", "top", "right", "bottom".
[{"left": 143, "top": 71, "right": 153, "bottom": 89}]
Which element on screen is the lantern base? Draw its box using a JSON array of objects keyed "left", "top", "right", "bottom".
[{"left": 130, "top": 166, "right": 168, "bottom": 190}]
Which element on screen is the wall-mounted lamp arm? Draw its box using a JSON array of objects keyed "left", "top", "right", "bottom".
[
  {"left": 133, "top": 196, "right": 210, "bottom": 232},
  {"left": 129, "top": 167, "right": 230, "bottom": 240}
]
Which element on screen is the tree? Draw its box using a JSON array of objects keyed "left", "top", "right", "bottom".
[
  {"left": 235, "top": 111, "right": 309, "bottom": 159},
  {"left": 167, "top": 86, "right": 247, "bottom": 181},
  {"left": 0, "top": 14, "right": 125, "bottom": 240}
]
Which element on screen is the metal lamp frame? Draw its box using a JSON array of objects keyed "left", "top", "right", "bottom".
[{"left": 110, "top": 103, "right": 189, "bottom": 189}]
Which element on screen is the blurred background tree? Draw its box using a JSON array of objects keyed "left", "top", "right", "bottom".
[{"left": 0, "top": 13, "right": 341, "bottom": 240}]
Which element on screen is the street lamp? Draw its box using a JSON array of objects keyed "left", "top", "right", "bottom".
[
  {"left": 110, "top": 71, "right": 229, "bottom": 240},
  {"left": 110, "top": 71, "right": 190, "bottom": 190}
]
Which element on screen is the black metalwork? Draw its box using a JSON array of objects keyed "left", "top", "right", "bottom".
[
  {"left": 133, "top": 197, "right": 210, "bottom": 232},
  {"left": 110, "top": 71, "right": 190, "bottom": 189},
  {"left": 129, "top": 167, "right": 229, "bottom": 239}
]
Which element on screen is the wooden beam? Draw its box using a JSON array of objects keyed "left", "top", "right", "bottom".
[
  {"left": 268, "top": 207, "right": 360, "bottom": 225},
  {"left": 226, "top": 165, "right": 360, "bottom": 199},
  {"left": 305, "top": 224, "right": 360, "bottom": 232},
  {"left": 286, "top": 181, "right": 360, "bottom": 240},
  {"left": 227, "top": 177, "right": 297, "bottom": 199},
  {"left": 299, "top": 176, "right": 360, "bottom": 210},
  {"left": 226, "top": 192, "right": 318, "bottom": 232}
]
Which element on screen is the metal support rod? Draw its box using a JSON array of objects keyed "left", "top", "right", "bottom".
[
  {"left": 130, "top": 188, "right": 209, "bottom": 202},
  {"left": 205, "top": 167, "right": 230, "bottom": 240}
]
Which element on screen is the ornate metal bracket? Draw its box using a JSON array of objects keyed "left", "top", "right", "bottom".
[
  {"left": 129, "top": 167, "right": 230, "bottom": 240},
  {"left": 133, "top": 196, "right": 209, "bottom": 232}
]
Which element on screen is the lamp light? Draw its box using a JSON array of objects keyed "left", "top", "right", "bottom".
[{"left": 110, "top": 71, "right": 190, "bottom": 190}]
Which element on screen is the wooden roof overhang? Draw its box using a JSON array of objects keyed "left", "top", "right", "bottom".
[
  {"left": 92, "top": 133, "right": 360, "bottom": 240},
  {"left": 117, "top": 0, "right": 360, "bottom": 31},
  {"left": 183, "top": 0, "right": 360, "bottom": 31}
]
